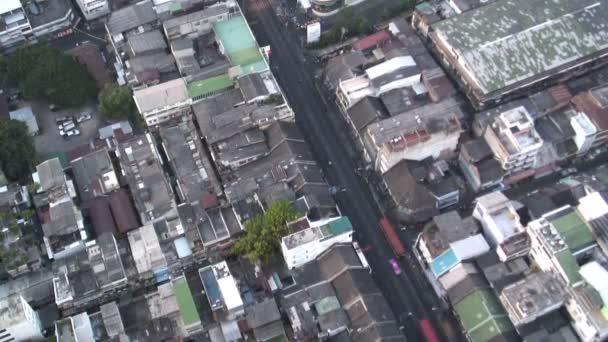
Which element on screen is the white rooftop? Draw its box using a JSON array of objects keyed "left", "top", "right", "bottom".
[
  {"left": 212, "top": 261, "right": 243, "bottom": 311},
  {"left": 0, "top": 0, "right": 22, "bottom": 14},
  {"left": 577, "top": 192, "right": 608, "bottom": 221},
  {"left": 133, "top": 78, "right": 188, "bottom": 113},
  {"left": 579, "top": 262, "right": 608, "bottom": 306},
  {"left": 365, "top": 56, "right": 416, "bottom": 80}
]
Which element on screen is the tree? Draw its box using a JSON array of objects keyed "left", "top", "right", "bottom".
[
  {"left": 0, "top": 120, "right": 36, "bottom": 182},
  {"left": 98, "top": 85, "right": 135, "bottom": 120},
  {"left": 6, "top": 46, "right": 96, "bottom": 107},
  {"left": 232, "top": 200, "right": 300, "bottom": 262}
]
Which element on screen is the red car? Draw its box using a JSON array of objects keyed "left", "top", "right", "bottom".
[{"left": 389, "top": 258, "right": 402, "bottom": 275}]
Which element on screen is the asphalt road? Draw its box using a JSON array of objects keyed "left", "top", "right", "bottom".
[{"left": 242, "top": 1, "right": 464, "bottom": 340}]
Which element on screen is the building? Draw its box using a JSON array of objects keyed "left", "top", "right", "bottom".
[
  {"left": 383, "top": 159, "right": 461, "bottom": 222},
  {"left": 281, "top": 216, "right": 353, "bottom": 269},
  {"left": 281, "top": 243, "right": 403, "bottom": 341},
  {"left": 483, "top": 106, "right": 543, "bottom": 180},
  {"left": 572, "top": 262, "right": 608, "bottom": 341},
  {"left": 429, "top": 0, "right": 608, "bottom": 108},
  {"left": 0, "top": 0, "right": 75, "bottom": 50},
  {"left": 75, "top": 0, "right": 110, "bottom": 20},
  {"left": 36, "top": 158, "right": 87, "bottom": 260},
  {"left": 453, "top": 288, "right": 516, "bottom": 342},
  {"left": 128, "top": 223, "right": 169, "bottom": 282},
  {"left": 67, "top": 43, "right": 112, "bottom": 90},
  {"left": 162, "top": 3, "right": 230, "bottom": 40},
  {"left": 363, "top": 98, "right": 462, "bottom": 173},
  {"left": 473, "top": 192, "right": 530, "bottom": 262},
  {"left": 55, "top": 312, "right": 94, "bottom": 342},
  {"left": 133, "top": 78, "right": 191, "bottom": 126},
  {"left": 309, "top": 0, "right": 367, "bottom": 18},
  {"left": 159, "top": 116, "right": 222, "bottom": 204},
  {"left": 245, "top": 298, "right": 287, "bottom": 342},
  {"left": 70, "top": 148, "right": 120, "bottom": 202},
  {"left": 53, "top": 233, "right": 127, "bottom": 311},
  {"left": 0, "top": 294, "right": 44, "bottom": 342},
  {"left": 172, "top": 275, "right": 203, "bottom": 335},
  {"left": 572, "top": 85, "right": 608, "bottom": 150},
  {"left": 499, "top": 272, "right": 566, "bottom": 327},
  {"left": 199, "top": 261, "right": 244, "bottom": 320},
  {"left": 9, "top": 106, "right": 38, "bottom": 135},
  {"left": 117, "top": 134, "right": 177, "bottom": 223},
  {"left": 105, "top": 1, "right": 158, "bottom": 61},
  {"left": 459, "top": 139, "right": 504, "bottom": 192}
]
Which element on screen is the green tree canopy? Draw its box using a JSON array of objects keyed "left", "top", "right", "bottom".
[
  {"left": 232, "top": 200, "right": 300, "bottom": 262},
  {"left": 0, "top": 120, "right": 36, "bottom": 182},
  {"left": 98, "top": 85, "right": 136, "bottom": 120},
  {"left": 7, "top": 46, "right": 97, "bottom": 107}
]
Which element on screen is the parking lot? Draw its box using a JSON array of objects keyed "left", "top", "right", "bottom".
[{"left": 27, "top": 101, "right": 102, "bottom": 161}]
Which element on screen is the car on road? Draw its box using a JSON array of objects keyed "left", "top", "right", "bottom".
[
  {"left": 389, "top": 258, "right": 401, "bottom": 275},
  {"left": 77, "top": 112, "right": 91, "bottom": 123}
]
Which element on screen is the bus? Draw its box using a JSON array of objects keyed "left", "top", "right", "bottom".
[
  {"left": 379, "top": 217, "right": 406, "bottom": 257},
  {"left": 418, "top": 319, "right": 440, "bottom": 342}
]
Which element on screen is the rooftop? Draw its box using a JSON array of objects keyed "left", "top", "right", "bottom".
[
  {"left": 106, "top": 0, "right": 157, "bottom": 35},
  {"left": 282, "top": 216, "right": 352, "bottom": 250},
  {"left": 9, "top": 106, "right": 38, "bottom": 134},
  {"left": 163, "top": 3, "right": 229, "bottom": 31},
  {"left": 117, "top": 135, "right": 176, "bottom": 223},
  {"left": 133, "top": 78, "right": 188, "bottom": 114},
  {"left": 545, "top": 206, "right": 595, "bottom": 253},
  {"left": 187, "top": 73, "right": 234, "bottom": 99},
  {"left": 454, "top": 289, "right": 514, "bottom": 342},
  {"left": 0, "top": 294, "right": 29, "bottom": 327},
  {"left": 213, "top": 15, "right": 267, "bottom": 74},
  {"left": 70, "top": 148, "right": 118, "bottom": 202},
  {"left": 127, "top": 223, "right": 167, "bottom": 275},
  {"left": 0, "top": 0, "right": 21, "bottom": 14},
  {"left": 499, "top": 272, "right": 566, "bottom": 326},
  {"left": 128, "top": 29, "right": 167, "bottom": 55},
  {"left": 432, "top": 0, "right": 608, "bottom": 95},
  {"left": 172, "top": 277, "right": 200, "bottom": 327},
  {"left": 199, "top": 260, "right": 243, "bottom": 311}
]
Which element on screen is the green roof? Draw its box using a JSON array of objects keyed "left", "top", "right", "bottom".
[
  {"left": 328, "top": 217, "right": 353, "bottom": 235},
  {"left": 169, "top": 2, "right": 182, "bottom": 12},
  {"left": 187, "top": 74, "right": 234, "bottom": 99},
  {"left": 213, "top": 15, "right": 267, "bottom": 75},
  {"left": 173, "top": 278, "right": 200, "bottom": 326},
  {"left": 314, "top": 296, "right": 341, "bottom": 315},
  {"left": 267, "top": 335, "right": 288, "bottom": 342},
  {"left": 554, "top": 249, "right": 582, "bottom": 285},
  {"left": 549, "top": 209, "right": 595, "bottom": 253},
  {"left": 432, "top": 0, "right": 608, "bottom": 95},
  {"left": 454, "top": 289, "right": 514, "bottom": 342}
]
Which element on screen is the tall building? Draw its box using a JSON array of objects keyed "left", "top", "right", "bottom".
[
  {"left": 75, "top": 0, "right": 110, "bottom": 20},
  {"left": 0, "top": 294, "right": 44, "bottom": 342},
  {"left": 0, "top": 0, "right": 32, "bottom": 49}
]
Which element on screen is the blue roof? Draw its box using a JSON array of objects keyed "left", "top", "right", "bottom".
[
  {"left": 200, "top": 267, "right": 222, "bottom": 309},
  {"left": 431, "top": 248, "right": 459, "bottom": 277},
  {"left": 174, "top": 237, "right": 192, "bottom": 258}
]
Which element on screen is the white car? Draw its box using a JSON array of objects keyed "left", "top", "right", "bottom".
[
  {"left": 67, "top": 129, "right": 80, "bottom": 137},
  {"left": 77, "top": 112, "right": 91, "bottom": 123},
  {"left": 63, "top": 122, "right": 75, "bottom": 131}
]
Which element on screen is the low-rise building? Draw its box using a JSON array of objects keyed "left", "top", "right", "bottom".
[
  {"left": 128, "top": 223, "right": 169, "bottom": 283},
  {"left": 0, "top": 294, "right": 44, "bottom": 342},
  {"left": 133, "top": 78, "right": 191, "bottom": 126},
  {"left": 458, "top": 139, "right": 504, "bottom": 192},
  {"left": 199, "top": 260, "right": 244, "bottom": 320},
  {"left": 483, "top": 106, "right": 543, "bottom": 181},
  {"left": 572, "top": 85, "right": 608, "bottom": 150},
  {"left": 70, "top": 148, "right": 120, "bottom": 202},
  {"left": 172, "top": 275, "right": 203, "bottom": 335},
  {"left": 429, "top": 0, "right": 608, "bottom": 108},
  {"left": 106, "top": 0, "right": 158, "bottom": 64},
  {"left": 281, "top": 216, "right": 353, "bottom": 269},
  {"left": 383, "top": 159, "right": 461, "bottom": 222},
  {"left": 9, "top": 106, "right": 38, "bottom": 135},
  {"left": 473, "top": 192, "right": 530, "bottom": 262},
  {"left": 53, "top": 233, "right": 127, "bottom": 312},
  {"left": 245, "top": 298, "right": 287, "bottom": 342},
  {"left": 162, "top": 3, "right": 230, "bottom": 40},
  {"left": 499, "top": 272, "right": 566, "bottom": 327},
  {"left": 363, "top": 98, "right": 462, "bottom": 173},
  {"left": 75, "top": 0, "right": 110, "bottom": 20},
  {"left": 117, "top": 134, "right": 177, "bottom": 223}
]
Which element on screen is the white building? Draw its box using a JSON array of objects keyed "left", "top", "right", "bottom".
[
  {"left": 336, "top": 56, "right": 421, "bottom": 110},
  {"left": 199, "top": 261, "right": 244, "bottom": 321},
  {"left": 483, "top": 106, "right": 543, "bottom": 176},
  {"left": 281, "top": 216, "right": 353, "bottom": 269},
  {"left": 133, "top": 78, "right": 191, "bottom": 126},
  {"left": 75, "top": 0, "right": 110, "bottom": 20},
  {"left": 571, "top": 262, "right": 608, "bottom": 342},
  {"left": 570, "top": 111, "right": 597, "bottom": 156},
  {"left": 0, "top": 294, "right": 44, "bottom": 342},
  {"left": 162, "top": 4, "right": 230, "bottom": 40},
  {"left": 0, "top": 0, "right": 32, "bottom": 49},
  {"left": 473, "top": 192, "right": 530, "bottom": 262}
]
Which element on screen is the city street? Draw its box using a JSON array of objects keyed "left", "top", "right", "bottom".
[{"left": 243, "top": 0, "right": 464, "bottom": 340}]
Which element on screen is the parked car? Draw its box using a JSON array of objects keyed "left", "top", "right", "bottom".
[
  {"left": 62, "top": 122, "right": 75, "bottom": 131},
  {"left": 389, "top": 258, "right": 402, "bottom": 275},
  {"left": 77, "top": 112, "right": 91, "bottom": 123},
  {"left": 55, "top": 116, "right": 71, "bottom": 124},
  {"left": 67, "top": 129, "right": 80, "bottom": 137}
]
